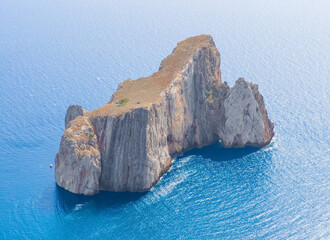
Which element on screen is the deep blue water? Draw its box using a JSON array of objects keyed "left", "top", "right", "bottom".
[{"left": 1, "top": 0, "right": 329, "bottom": 239}]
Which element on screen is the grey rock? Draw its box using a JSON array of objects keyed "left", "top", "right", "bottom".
[
  {"left": 55, "top": 116, "right": 101, "bottom": 195},
  {"left": 55, "top": 35, "right": 274, "bottom": 195},
  {"left": 219, "top": 78, "right": 274, "bottom": 147},
  {"left": 65, "top": 105, "right": 84, "bottom": 129}
]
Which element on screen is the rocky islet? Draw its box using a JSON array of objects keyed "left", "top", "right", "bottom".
[{"left": 55, "top": 35, "right": 274, "bottom": 195}]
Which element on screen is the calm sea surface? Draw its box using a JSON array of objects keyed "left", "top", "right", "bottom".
[{"left": 1, "top": 0, "right": 329, "bottom": 239}]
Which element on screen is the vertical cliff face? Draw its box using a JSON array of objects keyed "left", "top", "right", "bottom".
[
  {"left": 219, "top": 78, "right": 274, "bottom": 147},
  {"left": 91, "top": 108, "right": 151, "bottom": 192},
  {"left": 162, "top": 41, "right": 222, "bottom": 157},
  {"left": 55, "top": 35, "right": 274, "bottom": 195},
  {"left": 55, "top": 116, "right": 101, "bottom": 195}
]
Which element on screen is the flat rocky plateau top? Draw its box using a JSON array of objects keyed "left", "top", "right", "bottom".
[{"left": 88, "top": 35, "right": 216, "bottom": 117}]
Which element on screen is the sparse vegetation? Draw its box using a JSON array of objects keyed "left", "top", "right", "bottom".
[
  {"left": 117, "top": 98, "right": 130, "bottom": 107},
  {"left": 89, "top": 133, "right": 94, "bottom": 139},
  {"left": 206, "top": 89, "right": 214, "bottom": 103},
  {"left": 119, "top": 98, "right": 130, "bottom": 104}
]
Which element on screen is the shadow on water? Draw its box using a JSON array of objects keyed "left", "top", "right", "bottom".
[
  {"left": 55, "top": 184, "right": 147, "bottom": 213},
  {"left": 177, "top": 141, "right": 260, "bottom": 162},
  {"left": 55, "top": 141, "right": 272, "bottom": 213}
]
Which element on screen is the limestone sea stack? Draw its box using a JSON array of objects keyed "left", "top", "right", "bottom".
[{"left": 55, "top": 35, "right": 274, "bottom": 195}]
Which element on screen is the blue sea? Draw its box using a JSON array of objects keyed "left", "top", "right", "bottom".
[{"left": 1, "top": 0, "right": 329, "bottom": 239}]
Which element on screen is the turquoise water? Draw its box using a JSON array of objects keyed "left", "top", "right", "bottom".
[{"left": 1, "top": 0, "right": 329, "bottom": 239}]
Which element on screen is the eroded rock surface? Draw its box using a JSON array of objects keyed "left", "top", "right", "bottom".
[
  {"left": 55, "top": 35, "right": 274, "bottom": 195},
  {"left": 219, "top": 78, "right": 274, "bottom": 147},
  {"left": 64, "top": 105, "right": 84, "bottom": 129},
  {"left": 55, "top": 116, "right": 101, "bottom": 195}
]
